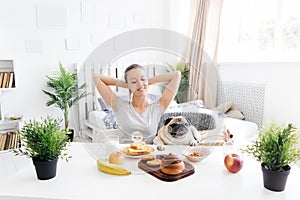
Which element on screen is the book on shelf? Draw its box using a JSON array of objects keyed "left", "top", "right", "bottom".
[
  {"left": 9, "top": 132, "right": 14, "bottom": 149},
  {"left": 0, "top": 134, "right": 3, "bottom": 150},
  {"left": 0, "top": 73, "right": 3, "bottom": 87},
  {"left": 0, "top": 132, "right": 20, "bottom": 151},
  {"left": 8, "top": 72, "right": 14, "bottom": 88},
  {"left": 13, "top": 132, "right": 19, "bottom": 148},
  {"left": 0, "top": 72, "right": 14, "bottom": 88},
  {"left": 5, "top": 72, "right": 11, "bottom": 88},
  {"left": 0, "top": 133, "right": 7, "bottom": 150},
  {"left": 4, "top": 132, "right": 11, "bottom": 150},
  {"left": 1, "top": 72, "right": 9, "bottom": 88}
]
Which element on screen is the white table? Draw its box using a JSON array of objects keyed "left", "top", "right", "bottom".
[{"left": 1, "top": 119, "right": 300, "bottom": 200}]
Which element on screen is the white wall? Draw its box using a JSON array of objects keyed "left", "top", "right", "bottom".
[
  {"left": 2, "top": 0, "right": 299, "bottom": 130},
  {"left": 0, "top": 0, "right": 170, "bottom": 127},
  {"left": 219, "top": 62, "right": 300, "bottom": 127},
  {"left": 168, "top": 0, "right": 190, "bottom": 36}
]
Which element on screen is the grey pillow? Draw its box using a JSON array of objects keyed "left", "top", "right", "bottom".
[
  {"left": 157, "top": 111, "right": 216, "bottom": 132},
  {"left": 103, "top": 111, "right": 118, "bottom": 129},
  {"left": 97, "top": 98, "right": 117, "bottom": 129},
  {"left": 97, "top": 98, "right": 112, "bottom": 112},
  {"left": 157, "top": 100, "right": 216, "bottom": 131}
]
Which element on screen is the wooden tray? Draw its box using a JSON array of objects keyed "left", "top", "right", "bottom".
[{"left": 138, "top": 156, "right": 195, "bottom": 182}]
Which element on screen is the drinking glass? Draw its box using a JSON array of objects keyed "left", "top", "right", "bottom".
[
  {"left": 107, "top": 134, "right": 120, "bottom": 146},
  {"left": 105, "top": 134, "right": 120, "bottom": 154},
  {"left": 131, "top": 131, "right": 143, "bottom": 143}
]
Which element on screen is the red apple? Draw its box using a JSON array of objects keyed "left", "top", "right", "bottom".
[
  {"left": 224, "top": 153, "right": 243, "bottom": 173},
  {"left": 109, "top": 151, "right": 125, "bottom": 165}
]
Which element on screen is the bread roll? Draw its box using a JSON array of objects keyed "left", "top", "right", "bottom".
[
  {"left": 130, "top": 142, "right": 146, "bottom": 150},
  {"left": 160, "top": 153, "right": 185, "bottom": 175},
  {"left": 141, "top": 155, "right": 156, "bottom": 161}
]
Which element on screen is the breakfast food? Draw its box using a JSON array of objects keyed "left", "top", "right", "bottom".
[
  {"left": 97, "top": 159, "right": 131, "bottom": 176},
  {"left": 224, "top": 153, "right": 243, "bottom": 173},
  {"left": 189, "top": 151, "right": 203, "bottom": 157},
  {"left": 141, "top": 155, "right": 156, "bottom": 161},
  {"left": 123, "top": 142, "right": 154, "bottom": 156},
  {"left": 138, "top": 153, "right": 195, "bottom": 181},
  {"left": 109, "top": 151, "right": 125, "bottom": 165},
  {"left": 130, "top": 141, "right": 146, "bottom": 149},
  {"left": 160, "top": 153, "right": 185, "bottom": 175},
  {"left": 146, "top": 159, "right": 162, "bottom": 167}
]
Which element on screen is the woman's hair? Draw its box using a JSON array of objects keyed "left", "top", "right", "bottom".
[{"left": 124, "top": 64, "right": 145, "bottom": 83}]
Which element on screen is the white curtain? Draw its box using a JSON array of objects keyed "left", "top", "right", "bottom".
[{"left": 187, "top": 0, "right": 223, "bottom": 109}]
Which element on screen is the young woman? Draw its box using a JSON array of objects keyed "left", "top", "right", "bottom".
[{"left": 94, "top": 64, "right": 181, "bottom": 143}]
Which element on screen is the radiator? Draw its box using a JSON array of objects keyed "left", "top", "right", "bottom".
[{"left": 217, "top": 81, "right": 265, "bottom": 128}]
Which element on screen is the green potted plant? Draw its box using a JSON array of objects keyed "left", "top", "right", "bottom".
[
  {"left": 43, "top": 62, "right": 87, "bottom": 141},
  {"left": 13, "top": 116, "right": 71, "bottom": 180},
  {"left": 242, "top": 120, "right": 300, "bottom": 191},
  {"left": 167, "top": 60, "right": 190, "bottom": 103}
]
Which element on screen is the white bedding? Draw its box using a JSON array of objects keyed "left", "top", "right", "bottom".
[
  {"left": 88, "top": 110, "right": 107, "bottom": 130},
  {"left": 87, "top": 108, "right": 258, "bottom": 144},
  {"left": 222, "top": 117, "right": 258, "bottom": 144}
]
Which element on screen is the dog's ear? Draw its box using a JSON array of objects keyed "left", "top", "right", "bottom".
[{"left": 164, "top": 118, "right": 173, "bottom": 126}]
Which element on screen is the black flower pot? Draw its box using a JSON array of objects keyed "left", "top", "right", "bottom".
[
  {"left": 67, "top": 129, "right": 74, "bottom": 142},
  {"left": 32, "top": 158, "right": 58, "bottom": 180},
  {"left": 261, "top": 163, "right": 290, "bottom": 192}
]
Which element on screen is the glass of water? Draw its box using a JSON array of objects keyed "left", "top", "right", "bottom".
[
  {"left": 131, "top": 131, "right": 143, "bottom": 143},
  {"left": 107, "top": 134, "right": 120, "bottom": 146}
]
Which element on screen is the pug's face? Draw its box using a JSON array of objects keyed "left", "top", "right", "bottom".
[{"left": 165, "top": 116, "right": 191, "bottom": 139}]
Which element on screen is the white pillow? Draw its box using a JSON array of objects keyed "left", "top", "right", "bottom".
[
  {"left": 88, "top": 110, "right": 107, "bottom": 129},
  {"left": 167, "top": 100, "right": 204, "bottom": 112}
]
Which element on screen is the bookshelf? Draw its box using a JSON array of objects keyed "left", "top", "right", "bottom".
[
  {"left": 0, "top": 120, "right": 20, "bottom": 152},
  {"left": 0, "top": 60, "right": 16, "bottom": 120},
  {"left": 0, "top": 60, "right": 15, "bottom": 89},
  {"left": 0, "top": 60, "right": 20, "bottom": 152}
]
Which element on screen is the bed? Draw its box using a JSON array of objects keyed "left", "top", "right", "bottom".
[
  {"left": 76, "top": 59, "right": 224, "bottom": 144},
  {"left": 76, "top": 62, "right": 261, "bottom": 146}
]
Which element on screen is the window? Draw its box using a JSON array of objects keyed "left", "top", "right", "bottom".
[{"left": 218, "top": 0, "right": 300, "bottom": 62}]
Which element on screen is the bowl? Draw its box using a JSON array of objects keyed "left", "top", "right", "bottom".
[
  {"left": 5, "top": 114, "right": 23, "bottom": 120},
  {"left": 183, "top": 146, "right": 211, "bottom": 162}
]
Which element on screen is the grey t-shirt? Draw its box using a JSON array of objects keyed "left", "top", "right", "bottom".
[{"left": 115, "top": 97, "right": 163, "bottom": 144}]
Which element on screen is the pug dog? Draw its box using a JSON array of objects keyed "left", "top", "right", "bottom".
[{"left": 153, "top": 116, "right": 202, "bottom": 151}]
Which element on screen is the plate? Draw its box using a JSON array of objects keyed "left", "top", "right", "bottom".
[
  {"left": 122, "top": 145, "right": 155, "bottom": 159},
  {"left": 138, "top": 156, "right": 195, "bottom": 182}
]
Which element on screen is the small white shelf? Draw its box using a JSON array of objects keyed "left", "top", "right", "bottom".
[
  {"left": 81, "top": 120, "right": 119, "bottom": 142},
  {"left": 0, "top": 120, "right": 20, "bottom": 152},
  {"left": 0, "top": 59, "right": 16, "bottom": 120},
  {"left": 0, "top": 60, "right": 15, "bottom": 89},
  {"left": 0, "top": 120, "right": 20, "bottom": 133}
]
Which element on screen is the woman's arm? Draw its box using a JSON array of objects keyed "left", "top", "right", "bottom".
[
  {"left": 148, "top": 71, "right": 181, "bottom": 111},
  {"left": 93, "top": 73, "right": 127, "bottom": 110}
]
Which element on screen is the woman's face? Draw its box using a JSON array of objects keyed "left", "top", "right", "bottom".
[{"left": 126, "top": 68, "right": 148, "bottom": 96}]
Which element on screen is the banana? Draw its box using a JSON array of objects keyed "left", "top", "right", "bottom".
[{"left": 97, "top": 159, "right": 131, "bottom": 176}]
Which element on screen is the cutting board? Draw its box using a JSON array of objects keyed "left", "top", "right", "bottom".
[{"left": 138, "top": 156, "right": 195, "bottom": 182}]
